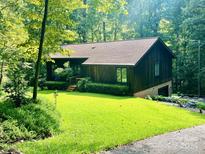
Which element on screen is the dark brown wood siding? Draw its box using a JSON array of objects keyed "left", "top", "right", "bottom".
[
  {"left": 82, "top": 65, "right": 133, "bottom": 86},
  {"left": 131, "top": 42, "right": 172, "bottom": 93}
]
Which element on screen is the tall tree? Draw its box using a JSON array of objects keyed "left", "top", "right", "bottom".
[{"left": 33, "top": 0, "right": 49, "bottom": 100}]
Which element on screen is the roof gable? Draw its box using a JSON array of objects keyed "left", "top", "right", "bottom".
[{"left": 51, "top": 37, "right": 173, "bottom": 66}]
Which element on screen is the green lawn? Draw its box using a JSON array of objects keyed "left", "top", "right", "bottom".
[{"left": 16, "top": 91, "right": 205, "bottom": 154}]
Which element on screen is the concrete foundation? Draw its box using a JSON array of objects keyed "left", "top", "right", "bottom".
[{"left": 134, "top": 81, "right": 172, "bottom": 97}]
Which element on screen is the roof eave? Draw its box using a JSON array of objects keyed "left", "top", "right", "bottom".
[
  {"left": 50, "top": 56, "right": 89, "bottom": 59},
  {"left": 82, "top": 63, "right": 135, "bottom": 66}
]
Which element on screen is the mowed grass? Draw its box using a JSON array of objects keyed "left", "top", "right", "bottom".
[{"left": 16, "top": 91, "right": 205, "bottom": 154}]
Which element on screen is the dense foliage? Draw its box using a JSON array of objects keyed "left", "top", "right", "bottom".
[
  {"left": 0, "top": 98, "right": 60, "bottom": 146},
  {"left": 0, "top": 120, "right": 34, "bottom": 145}
]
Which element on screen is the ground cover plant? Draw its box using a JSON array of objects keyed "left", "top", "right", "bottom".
[
  {"left": 0, "top": 98, "right": 60, "bottom": 149},
  {"left": 147, "top": 95, "right": 205, "bottom": 113},
  {"left": 15, "top": 91, "right": 205, "bottom": 154}
]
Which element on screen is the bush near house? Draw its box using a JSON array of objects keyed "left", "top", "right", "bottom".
[
  {"left": 196, "top": 102, "right": 205, "bottom": 113},
  {"left": 86, "top": 83, "right": 129, "bottom": 96},
  {"left": 53, "top": 62, "right": 74, "bottom": 81},
  {"left": 197, "top": 102, "right": 205, "bottom": 110},
  {"left": 44, "top": 81, "right": 68, "bottom": 90},
  {"left": 76, "top": 78, "right": 91, "bottom": 92}
]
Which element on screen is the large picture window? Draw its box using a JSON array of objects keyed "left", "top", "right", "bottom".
[
  {"left": 116, "top": 67, "right": 127, "bottom": 83},
  {"left": 155, "top": 61, "right": 160, "bottom": 77}
]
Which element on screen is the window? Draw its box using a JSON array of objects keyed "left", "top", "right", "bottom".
[
  {"left": 155, "top": 61, "right": 160, "bottom": 77},
  {"left": 116, "top": 67, "right": 127, "bottom": 83}
]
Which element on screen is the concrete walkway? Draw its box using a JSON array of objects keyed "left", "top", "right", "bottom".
[{"left": 101, "top": 125, "right": 205, "bottom": 154}]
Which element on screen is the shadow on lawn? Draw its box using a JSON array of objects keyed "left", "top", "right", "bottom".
[{"left": 39, "top": 90, "right": 133, "bottom": 100}]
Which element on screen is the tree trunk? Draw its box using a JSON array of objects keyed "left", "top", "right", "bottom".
[
  {"left": 91, "top": 27, "right": 94, "bottom": 42},
  {"left": 114, "top": 21, "right": 117, "bottom": 41},
  {"left": 175, "top": 40, "right": 179, "bottom": 92},
  {"left": 82, "top": 0, "right": 87, "bottom": 43},
  {"left": 0, "top": 60, "right": 4, "bottom": 85},
  {"left": 200, "top": 109, "right": 203, "bottom": 114},
  {"left": 33, "top": 0, "right": 49, "bottom": 100},
  {"left": 103, "top": 21, "right": 106, "bottom": 42}
]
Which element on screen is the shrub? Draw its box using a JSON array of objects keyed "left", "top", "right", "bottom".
[
  {"left": 54, "top": 62, "right": 73, "bottom": 81},
  {"left": 77, "top": 78, "right": 90, "bottom": 92},
  {"left": 3, "top": 62, "right": 30, "bottom": 107},
  {"left": 0, "top": 98, "right": 60, "bottom": 144},
  {"left": 44, "top": 81, "right": 68, "bottom": 90},
  {"left": 196, "top": 102, "right": 205, "bottom": 113},
  {"left": 0, "top": 120, "right": 34, "bottom": 144},
  {"left": 85, "top": 83, "right": 129, "bottom": 96}
]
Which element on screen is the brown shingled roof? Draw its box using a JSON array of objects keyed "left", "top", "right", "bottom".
[{"left": 51, "top": 37, "right": 171, "bottom": 66}]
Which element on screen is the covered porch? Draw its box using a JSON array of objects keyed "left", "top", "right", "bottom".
[{"left": 46, "top": 58, "right": 87, "bottom": 83}]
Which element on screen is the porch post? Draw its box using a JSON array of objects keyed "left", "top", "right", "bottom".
[{"left": 46, "top": 61, "right": 53, "bottom": 81}]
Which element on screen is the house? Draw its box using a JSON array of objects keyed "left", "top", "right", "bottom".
[{"left": 47, "top": 37, "right": 174, "bottom": 97}]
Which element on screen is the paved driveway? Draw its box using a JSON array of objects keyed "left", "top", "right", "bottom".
[{"left": 101, "top": 125, "right": 205, "bottom": 154}]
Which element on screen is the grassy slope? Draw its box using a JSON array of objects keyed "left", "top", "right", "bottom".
[{"left": 16, "top": 91, "right": 205, "bottom": 154}]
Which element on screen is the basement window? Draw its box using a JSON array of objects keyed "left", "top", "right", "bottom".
[
  {"left": 117, "top": 67, "right": 127, "bottom": 83},
  {"left": 155, "top": 61, "right": 160, "bottom": 77}
]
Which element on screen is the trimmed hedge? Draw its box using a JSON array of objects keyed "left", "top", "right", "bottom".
[
  {"left": 44, "top": 81, "right": 68, "bottom": 90},
  {"left": 86, "top": 83, "right": 129, "bottom": 96}
]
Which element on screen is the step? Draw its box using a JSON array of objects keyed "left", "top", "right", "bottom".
[{"left": 67, "top": 85, "right": 77, "bottom": 91}]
